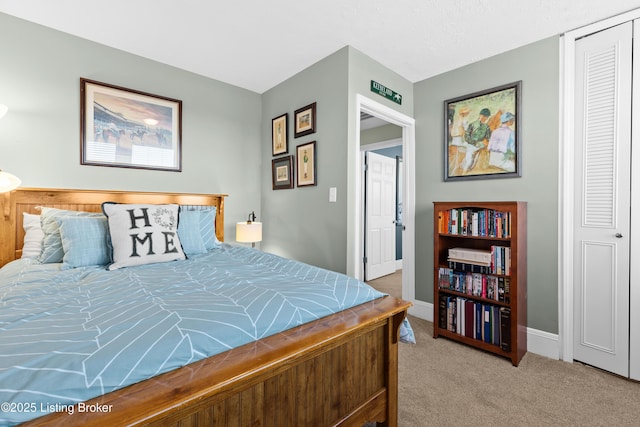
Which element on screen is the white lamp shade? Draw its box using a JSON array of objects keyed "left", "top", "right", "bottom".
[
  {"left": 0, "top": 170, "right": 21, "bottom": 193},
  {"left": 236, "top": 221, "right": 262, "bottom": 243}
]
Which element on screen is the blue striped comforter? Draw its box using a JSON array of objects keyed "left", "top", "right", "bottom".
[{"left": 0, "top": 244, "right": 385, "bottom": 425}]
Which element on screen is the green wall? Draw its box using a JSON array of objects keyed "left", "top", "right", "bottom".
[
  {"left": 413, "top": 37, "right": 560, "bottom": 333},
  {"left": 0, "top": 13, "right": 262, "bottom": 241},
  {"left": 361, "top": 123, "right": 402, "bottom": 146},
  {"left": 261, "top": 48, "right": 349, "bottom": 271}
]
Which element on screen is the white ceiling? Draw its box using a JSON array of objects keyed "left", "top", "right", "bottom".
[{"left": 1, "top": 1, "right": 640, "bottom": 94}]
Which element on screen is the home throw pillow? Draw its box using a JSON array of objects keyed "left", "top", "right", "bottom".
[{"left": 102, "top": 203, "right": 186, "bottom": 270}]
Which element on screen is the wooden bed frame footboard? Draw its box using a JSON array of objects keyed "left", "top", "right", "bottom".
[
  {"left": 1, "top": 188, "right": 411, "bottom": 426},
  {"left": 23, "top": 296, "right": 410, "bottom": 427}
]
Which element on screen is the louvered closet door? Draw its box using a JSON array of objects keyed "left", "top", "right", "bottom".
[{"left": 573, "top": 22, "right": 632, "bottom": 377}]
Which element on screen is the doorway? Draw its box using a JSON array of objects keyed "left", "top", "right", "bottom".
[{"left": 351, "top": 94, "right": 415, "bottom": 304}]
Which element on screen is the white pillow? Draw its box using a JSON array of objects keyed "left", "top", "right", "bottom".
[
  {"left": 21, "top": 213, "right": 44, "bottom": 258},
  {"left": 102, "top": 203, "right": 186, "bottom": 270}
]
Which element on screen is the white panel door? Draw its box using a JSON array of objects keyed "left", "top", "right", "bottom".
[
  {"left": 365, "top": 152, "right": 396, "bottom": 280},
  {"left": 573, "top": 22, "right": 632, "bottom": 377}
]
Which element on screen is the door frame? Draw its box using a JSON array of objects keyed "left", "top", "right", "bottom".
[
  {"left": 559, "top": 8, "right": 640, "bottom": 363},
  {"left": 351, "top": 94, "right": 415, "bottom": 305}
]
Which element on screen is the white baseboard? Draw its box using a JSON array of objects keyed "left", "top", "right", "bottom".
[
  {"left": 407, "top": 300, "right": 560, "bottom": 360},
  {"left": 526, "top": 327, "right": 560, "bottom": 359},
  {"left": 408, "top": 299, "right": 432, "bottom": 322}
]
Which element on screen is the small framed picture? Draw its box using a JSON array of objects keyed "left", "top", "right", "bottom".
[
  {"left": 272, "top": 155, "right": 294, "bottom": 190},
  {"left": 296, "top": 141, "right": 316, "bottom": 187},
  {"left": 294, "top": 102, "right": 316, "bottom": 138},
  {"left": 272, "top": 113, "right": 288, "bottom": 156},
  {"left": 444, "top": 81, "right": 521, "bottom": 181}
]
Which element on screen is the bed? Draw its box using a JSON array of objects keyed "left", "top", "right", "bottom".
[{"left": 0, "top": 188, "right": 411, "bottom": 427}]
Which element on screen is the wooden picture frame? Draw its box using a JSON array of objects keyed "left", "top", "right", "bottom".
[
  {"left": 294, "top": 102, "right": 316, "bottom": 138},
  {"left": 444, "top": 81, "right": 521, "bottom": 181},
  {"left": 272, "top": 113, "right": 288, "bottom": 156},
  {"left": 272, "top": 155, "right": 294, "bottom": 190},
  {"left": 296, "top": 141, "right": 317, "bottom": 187},
  {"left": 80, "top": 78, "right": 182, "bottom": 172}
]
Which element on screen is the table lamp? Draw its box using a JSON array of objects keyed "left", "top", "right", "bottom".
[{"left": 236, "top": 211, "right": 262, "bottom": 248}]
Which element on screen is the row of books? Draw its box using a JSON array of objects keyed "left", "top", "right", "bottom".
[
  {"left": 437, "top": 208, "right": 511, "bottom": 238},
  {"left": 438, "top": 295, "right": 511, "bottom": 352},
  {"left": 447, "top": 246, "right": 510, "bottom": 276},
  {"left": 438, "top": 267, "right": 511, "bottom": 303}
]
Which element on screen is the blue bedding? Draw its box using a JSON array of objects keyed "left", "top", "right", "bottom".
[{"left": 0, "top": 244, "right": 400, "bottom": 426}]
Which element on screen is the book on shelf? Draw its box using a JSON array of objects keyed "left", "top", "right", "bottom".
[
  {"left": 490, "top": 245, "right": 510, "bottom": 275},
  {"left": 447, "top": 246, "right": 511, "bottom": 275},
  {"left": 438, "top": 267, "right": 510, "bottom": 303},
  {"left": 475, "top": 302, "right": 482, "bottom": 339},
  {"left": 457, "top": 298, "right": 464, "bottom": 336},
  {"left": 464, "top": 300, "right": 474, "bottom": 339},
  {"left": 447, "top": 260, "right": 492, "bottom": 274},
  {"left": 492, "top": 306, "right": 501, "bottom": 346},
  {"left": 483, "top": 305, "right": 491, "bottom": 343},
  {"left": 438, "top": 295, "right": 512, "bottom": 351},
  {"left": 500, "top": 307, "right": 511, "bottom": 352},
  {"left": 447, "top": 297, "right": 456, "bottom": 332},
  {"left": 472, "top": 273, "right": 483, "bottom": 297},
  {"left": 438, "top": 207, "right": 512, "bottom": 238},
  {"left": 438, "top": 296, "right": 447, "bottom": 330},
  {"left": 448, "top": 247, "right": 492, "bottom": 265}
]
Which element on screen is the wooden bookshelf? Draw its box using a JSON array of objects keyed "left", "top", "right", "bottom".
[{"left": 433, "top": 201, "right": 527, "bottom": 366}]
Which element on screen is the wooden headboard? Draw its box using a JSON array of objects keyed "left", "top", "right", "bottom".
[{"left": 0, "top": 188, "right": 227, "bottom": 267}]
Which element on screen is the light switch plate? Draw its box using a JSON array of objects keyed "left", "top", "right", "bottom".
[{"left": 329, "top": 187, "right": 337, "bottom": 202}]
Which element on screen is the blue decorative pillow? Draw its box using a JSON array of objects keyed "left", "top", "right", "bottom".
[
  {"left": 57, "top": 216, "right": 110, "bottom": 269},
  {"left": 198, "top": 207, "right": 220, "bottom": 250},
  {"left": 178, "top": 210, "right": 207, "bottom": 255},
  {"left": 181, "top": 206, "right": 219, "bottom": 250},
  {"left": 39, "top": 207, "right": 104, "bottom": 264},
  {"left": 102, "top": 203, "right": 186, "bottom": 270}
]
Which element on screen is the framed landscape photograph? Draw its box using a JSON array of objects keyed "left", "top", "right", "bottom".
[
  {"left": 80, "top": 78, "right": 182, "bottom": 172},
  {"left": 444, "top": 81, "right": 521, "bottom": 181},
  {"left": 294, "top": 102, "right": 316, "bottom": 138},
  {"left": 272, "top": 156, "right": 294, "bottom": 190},
  {"left": 296, "top": 141, "right": 316, "bottom": 187},
  {"left": 272, "top": 113, "right": 288, "bottom": 156}
]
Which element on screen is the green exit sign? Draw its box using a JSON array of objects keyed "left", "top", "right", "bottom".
[{"left": 371, "top": 80, "right": 402, "bottom": 105}]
